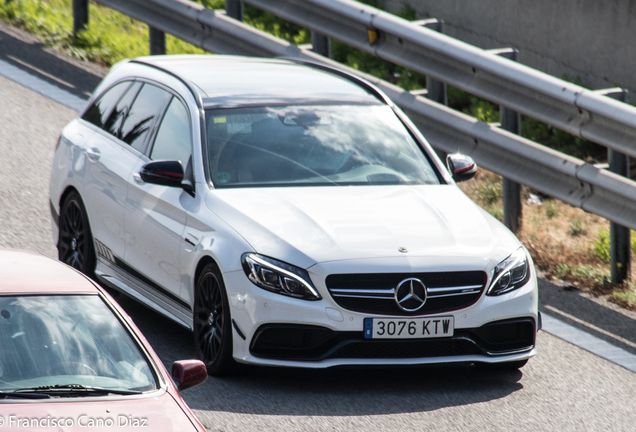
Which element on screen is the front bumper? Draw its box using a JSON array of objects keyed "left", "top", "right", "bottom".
[
  {"left": 250, "top": 318, "right": 536, "bottom": 361},
  {"left": 224, "top": 259, "right": 539, "bottom": 368}
]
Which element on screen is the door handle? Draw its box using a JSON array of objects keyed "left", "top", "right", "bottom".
[
  {"left": 133, "top": 172, "right": 145, "bottom": 185},
  {"left": 86, "top": 148, "right": 101, "bottom": 162}
]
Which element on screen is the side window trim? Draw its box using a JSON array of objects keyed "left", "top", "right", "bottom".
[
  {"left": 146, "top": 92, "right": 195, "bottom": 186},
  {"left": 119, "top": 78, "right": 174, "bottom": 155},
  {"left": 81, "top": 79, "right": 134, "bottom": 130},
  {"left": 103, "top": 81, "right": 144, "bottom": 142},
  {"left": 139, "top": 92, "right": 172, "bottom": 157},
  {"left": 146, "top": 93, "right": 193, "bottom": 157},
  {"left": 82, "top": 78, "right": 196, "bottom": 187}
]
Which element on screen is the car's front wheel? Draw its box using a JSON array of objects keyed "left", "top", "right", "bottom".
[
  {"left": 193, "top": 262, "right": 236, "bottom": 376},
  {"left": 58, "top": 191, "right": 95, "bottom": 278}
]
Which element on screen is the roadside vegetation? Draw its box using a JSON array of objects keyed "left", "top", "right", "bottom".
[
  {"left": 2, "top": 0, "right": 635, "bottom": 309},
  {"left": 0, "top": 0, "right": 207, "bottom": 65}
]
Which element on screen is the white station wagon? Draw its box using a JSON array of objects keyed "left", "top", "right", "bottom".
[{"left": 50, "top": 55, "right": 539, "bottom": 375}]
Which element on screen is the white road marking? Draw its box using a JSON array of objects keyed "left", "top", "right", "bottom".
[
  {"left": 545, "top": 304, "right": 636, "bottom": 350},
  {"left": 0, "top": 58, "right": 86, "bottom": 112},
  {"left": 542, "top": 313, "right": 636, "bottom": 373},
  {"left": 7, "top": 54, "right": 77, "bottom": 89},
  {"left": 2, "top": 55, "right": 636, "bottom": 374}
]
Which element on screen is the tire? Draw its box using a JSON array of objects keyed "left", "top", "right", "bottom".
[
  {"left": 58, "top": 191, "right": 96, "bottom": 279},
  {"left": 193, "top": 262, "right": 236, "bottom": 376},
  {"left": 476, "top": 359, "right": 528, "bottom": 371}
]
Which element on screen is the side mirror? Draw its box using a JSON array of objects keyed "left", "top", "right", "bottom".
[
  {"left": 171, "top": 360, "right": 208, "bottom": 391},
  {"left": 140, "top": 160, "right": 185, "bottom": 188},
  {"left": 446, "top": 154, "right": 477, "bottom": 183}
]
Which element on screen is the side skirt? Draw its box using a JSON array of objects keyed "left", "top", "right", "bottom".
[{"left": 95, "top": 258, "right": 193, "bottom": 330}]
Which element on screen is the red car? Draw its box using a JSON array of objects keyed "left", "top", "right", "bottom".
[{"left": 0, "top": 249, "right": 207, "bottom": 431}]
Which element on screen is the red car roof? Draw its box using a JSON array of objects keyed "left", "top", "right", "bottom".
[{"left": 0, "top": 248, "right": 98, "bottom": 294}]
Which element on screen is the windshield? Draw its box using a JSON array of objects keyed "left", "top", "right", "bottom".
[
  {"left": 0, "top": 295, "right": 157, "bottom": 394},
  {"left": 205, "top": 105, "right": 441, "bottom": 188}
]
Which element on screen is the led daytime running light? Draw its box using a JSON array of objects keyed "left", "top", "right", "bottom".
[
  {"left": 487, "top": 248, "right": 529, "bottom": 296},
  {"left": 242, "top": 254, "right": 321, "bottom": 300}
]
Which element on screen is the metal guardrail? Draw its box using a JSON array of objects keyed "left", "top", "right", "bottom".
[
  {"left": 245, "top": 0, "right": 636, "bottom": 161},
  {"left": 93, "top": 0, "right": 636, "bottom": 232}
]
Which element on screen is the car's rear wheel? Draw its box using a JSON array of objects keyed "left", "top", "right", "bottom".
[
  {"left": 193, "top": 262, "right": 236, "bottom": 376},
  {"left": 58, "top": 191, "right": 95, "bottom": 278}
]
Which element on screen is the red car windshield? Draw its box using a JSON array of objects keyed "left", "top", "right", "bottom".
[{"left": 0, "top": 295, "right": 158, "bottom": 394}]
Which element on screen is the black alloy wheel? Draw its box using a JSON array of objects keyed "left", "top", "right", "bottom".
[
  {"left": 58, "top": 191, "right": 95, "bottom": 278},
  {"left": 193, "top": 262, "right": 236, "bottom": 376}
]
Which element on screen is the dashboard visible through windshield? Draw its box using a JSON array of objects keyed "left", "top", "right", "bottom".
[{"left": 205, "top": 105, "right": 441, "bottom": 188}]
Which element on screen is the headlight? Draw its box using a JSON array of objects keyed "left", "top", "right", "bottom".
[
  {"left": 241, "top": 253, "right": 321, "bottom": 301},
  {"left": 487, "top": 247, "right": 530, "bottom": 296}
]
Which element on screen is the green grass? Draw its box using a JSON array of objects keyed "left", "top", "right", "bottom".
[
  {"left": 594, "top": 228, "right": 611, "bottom": 263},
  {"left": 570, "top": 264, "right": 610, "bottom": 285},
  {"left": 594, "top": 227, "right": 636, "bottom": 264},
  {"left": 546, "top": 261, "right": 611, "bottom": 286},
  {"left": 0, "top": 0, "right": 207, "bottom": 66},
  {"left": 609, "top": 281, "right": 636, "bottom": 308}
]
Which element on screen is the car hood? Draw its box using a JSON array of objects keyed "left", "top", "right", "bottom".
[
  {"left": 206, "top": 185, "right": 520, "bottom": 269},
  {"left": 0, "top": 391, "right": 200, "bottom": 431}
]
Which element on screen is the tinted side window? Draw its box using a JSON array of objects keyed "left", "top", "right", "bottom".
[
  {"left": 82, "top": 81, "right": 131, "bottom": 129},
  {"left": 104, "top": 82, "right": 142, "bottom": 140},
  {"left": 150, "top": 97, "right": 192, "bottom": 165},
  {"left": 120, "top": 83, "right": 171, "bottom": 152}
]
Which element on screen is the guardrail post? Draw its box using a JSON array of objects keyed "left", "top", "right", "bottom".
[
  {"left": 72, "top": 0, "right": 89, "bottom": 39},
  {"left": 415, "top": 19, "right": 447, "bottom": 162},
  {"left": 149, "top": 27, "right": 166, "bottom": 55},
  {"left": 609, "top": 150, "right": 631, "bottom": 283},
  {"left": 596, "top": 88, "right": 631, "bottom": 283},
  {"left": 311, "top": 32, "right": 330, "bottom": 58},
  {"left": 491, "top": 48, "right": 522, "bottom": 233},
  {"left": 414, "top": 19, "right": 446, "bottom": 106},
  {"left": 226, "top": 0, "right": 244, "bottom": 21}
]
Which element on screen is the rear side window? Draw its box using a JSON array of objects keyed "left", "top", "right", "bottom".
[
  {"left": 120, "top": 83, "right": 171, "bottom": 152},
  {"left": 82, "top": 81, "right": 131, "bottom": 129},
  {"left": 104, "top": 82, "right": 143, "bottom": 140}
]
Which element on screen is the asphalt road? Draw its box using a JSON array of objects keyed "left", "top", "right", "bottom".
[{"left": 2, "top": 22, "right": 636, "bottom": 431}]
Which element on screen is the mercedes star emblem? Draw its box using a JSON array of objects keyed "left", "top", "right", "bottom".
[{"left": 394, "top": 278, "right": 427, "bottom": 312}]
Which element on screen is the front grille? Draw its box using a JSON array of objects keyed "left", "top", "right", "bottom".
[
  {"left": 250, "top": 318, "right": 536, "bottom": 361},
  {"left": 326, "top": 271, "right": 487, "bottom": 316}
]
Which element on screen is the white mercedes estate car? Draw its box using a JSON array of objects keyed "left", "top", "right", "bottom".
[{"left": 50, "top": 55, "right": 539, "bottom": 375}]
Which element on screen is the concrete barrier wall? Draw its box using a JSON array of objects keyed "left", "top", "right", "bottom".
[{"left": 385, "top": 0, "right": 636, "bottom": 103}]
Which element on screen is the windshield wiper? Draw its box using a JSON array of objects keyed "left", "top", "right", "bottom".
[
  {"left": 10, "top": 384, "right": 142, "bottom": 396},
  {"left": 0, "top": 390, "right": 52, "bottom": 399}
]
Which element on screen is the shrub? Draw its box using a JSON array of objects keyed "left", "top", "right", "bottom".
[
  {"left": 554, "top": 263, "right": 570, "bottom": 279},
  {"left": 545, "top": 201, "right": 559, "bottom": 219},
  {"left": 568, "top": 218, "right": 587, "bottom": 237},
  {"left": 571, "top": 264, "right": 610, "bottom": 285},
  {"left": 594, "top": 228, "right": 611, "bottom": 263}
]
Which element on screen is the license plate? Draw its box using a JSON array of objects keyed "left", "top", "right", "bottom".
[{"left": 364, "top": 316, "right": 454, "bottom": 339}]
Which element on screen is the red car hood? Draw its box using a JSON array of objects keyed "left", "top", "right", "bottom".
[{"left": 0, "top": 390, "right": 201, "bottom": 431}]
